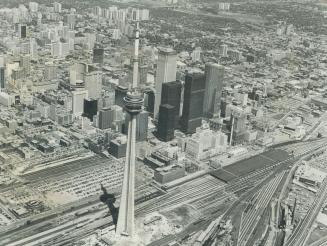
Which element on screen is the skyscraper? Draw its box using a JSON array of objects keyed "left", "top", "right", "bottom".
[
  {"left": 161, "top": 80, "right": 182, "bottom": 128},
  {"left": 144, "top": 89, "right": 155, "bottom": 115},
  {"left": 66, "top": 14, "right": 75, "bottom": 30},
  {"left": 98, "top": 107, "right": 115, "bottom": 129},
  {"left": 220, "top": 44, "right": 228, "bottom": 57},
  {"left": 229, "top": 108, "right": 247, "bottom": 145},
  {"left": 136, "top": 111, "right": 148, "bottom": 142},
  {"left": 0, "top": 56, "right": 5, "bottom": 90},
  {"left": 138, "top": 64, "right": 148, "bottom": 85},
  {"left": 19, "top": 24, "right": 27, "bottom": 39},
  {"left": 53, "top": 2, "right": 62, "bottom": 13},
  {"left": 51, "top": 42, "right": 69, "bottom": 58},
  {"left": 180, "top": 73, "right": 206, "bottom": 134},
  {"left": 94, "top": 6, "right": 102, "bottom": 17},
  {"left": 30, "top": 38, "right": 38, "bottom": 59},
  {"left": 154, "top": 47, "right": 177, "bottom": 119},
  {"left": 72, "top": 90, "right": 88, "bottom": 116},
  {"left": 69, "top": 63, "right": 87, "bottom": 86},
  {"left": 0, "top": 67, "right": 5, "bottom": 90},
  {"left": 84, "top": 71, "right": 102, "bottom": 99},
  {"left": 29, "top": 2, "right": 38, "bottom": 12},
  {"left": 93, "top": 47, "right": 104, "bottom": 64},
  {"left": 20, "top": 55, "right": 31, "bottom": 77},
  {"left": 157, "top": 104, "right": 175, "bottom": 141},
  {"left": 203, "top": 63, "right": 224, "bottom": 118},
  {"left": 115, "top": 85, "right": 128, "bottom": 108},
  {"left": 230, "top": 109, "right": 247, "bottom": 134},
  {"left": 44, "top": 62, "right": 58, "bottom": 81},
  {"left": 83, "top": 98, "right": 98, "bottom": 121},
  {"left": 131, "top": 8, "right": 140, "bottom": 21}
]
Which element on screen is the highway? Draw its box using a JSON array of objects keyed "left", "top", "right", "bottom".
[
  {"left": 304, "top": 111, "right": 327, "bottom": 141},
  {"left": 271, "top": 145, "right": 327, "bottom": 246},
  {"left": 308, "top": 234, "right": 327, "bottom": 246}
]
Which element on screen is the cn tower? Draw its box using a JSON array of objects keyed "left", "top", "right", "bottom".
[{"left": 116, "top": 22, "right": 143, "bottom": 239}]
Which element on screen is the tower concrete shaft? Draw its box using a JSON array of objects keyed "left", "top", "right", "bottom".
[
  {"left": 116, "top": 111, "right": 137, "bottom": 237},
  {"left": 116, "top": 93, "right": 143, "bottom": 238},
  {"left": 116, "top": 22, "right": 143, "bottom": 239}
]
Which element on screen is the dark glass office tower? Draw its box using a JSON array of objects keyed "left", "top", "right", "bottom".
[
  {"left": 0, "top": 67, "right": 5, "bottom": 89},
  {"left": 93, "top": 47, "right": 104, "bottom": 64},
  {"left": 20, "top": 24, "right": 27, "bottom": 39},
  {"left": 114, "top": 85, "right": 128, "bottom": 108},
  {"left": 157, "top": 104, "right": 175, "bottom": 142},
  {"left": 83, "top": 98, "right": 98, "bottom": 121},
  {"left": 144, "top": 89, "right": 155, "bottom": 115},
  {"left": 203, "top": 63, "right": 224, "bottom": 118},
  {"left": 98, "top": 108, "right": 115, "bottom": 129},
  {"left": 180, "top": 73, "right": 205, "bottom": 134},
  {"left": 161, "top": 80, "right": 182, "bottom": 128}
]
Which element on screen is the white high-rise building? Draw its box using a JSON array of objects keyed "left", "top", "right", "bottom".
[
  {"left": 20, "top": 42, "right": 30, "bottom": 54},
  {"left": 131, "top": 8, "right": 140, "bottom": 21},
  {"left": 19, "top": 4, "right": 29, "bottom": 21},
  {"left": 220, "top": 44, "right": 228, "bottom": 57},
  {"left": 68, "top": 30, "right": 75, "bottom": 39},
  {"left": 94, "top": 6, "right": 102, "bottom": 17},
  {"left": 68, "top": 38, "right": 75, "bottom": 51},
  {"left": 51, "top": 42, "right": 60, "bottom": 57},
  {"left": 235, "top": 92, "right": 248, "bottom": 107},
  {"left": 118, "top": 9, "right": 127, "bottom": 22},
  {"left": 37, "top": 12, "right": 42, "bottom": 25},
  {"left": 140, "top": 9, "right": 150, "bottom": 21},
  {"left": 12, "top": 8, "right": 20, "bottom": 24},
  {"left": 154, "top": 47, "right": 177, "bottom": 119},
  {"left": 219, "top": 3, "right": 231, "bottom": 11},
  {"left": 84, "top": 71, "right": 102, "bottom": 99},
  {"left": 29, "top": 2, "right": 38, "bottom": 12},
  {"left": 44, "top": 62, "right": 57, "bottom": 81},
  {"left": 85, "top": 33, "right": 96, "bottom": 50},
  {"left": 51, "top": 42, "right": 69, "bottom": 58},
  {"left": 67, "top": 14, "right": 75, "bottom": 30},
  {"left": 72, "top": 90, "right": 88, "bottom": 116},
  {"left": 69, "top": 63, "right": 87, "bottom": 86},
  {"left": 30, "top": 38, "right": 38, "bottom": 59},
  {"left": 108, "top": 6, "right": 118, "bottom": 20},
  {"left": 61, "top": 42, "right": 69, "bottom": 56},
  {"left": 53, "top": 2, "right": 62, "bottom": 13},
  {"left": 20, "top": 54, "right": 31, "bottom": 77},
  {"left": 191, "top": 47, "right": 202, "bottom": 62},
  {"left": 112, "top": 29, "right": 121, "bottom": 40}
]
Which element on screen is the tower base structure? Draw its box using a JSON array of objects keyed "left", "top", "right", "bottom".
[{"left": 112, "top": 234, "right": 144, "bottom": 246}]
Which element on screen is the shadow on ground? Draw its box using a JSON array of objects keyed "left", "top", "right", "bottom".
[{"left": 100, "top": 184, "right": 119, "bottom": 230}]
